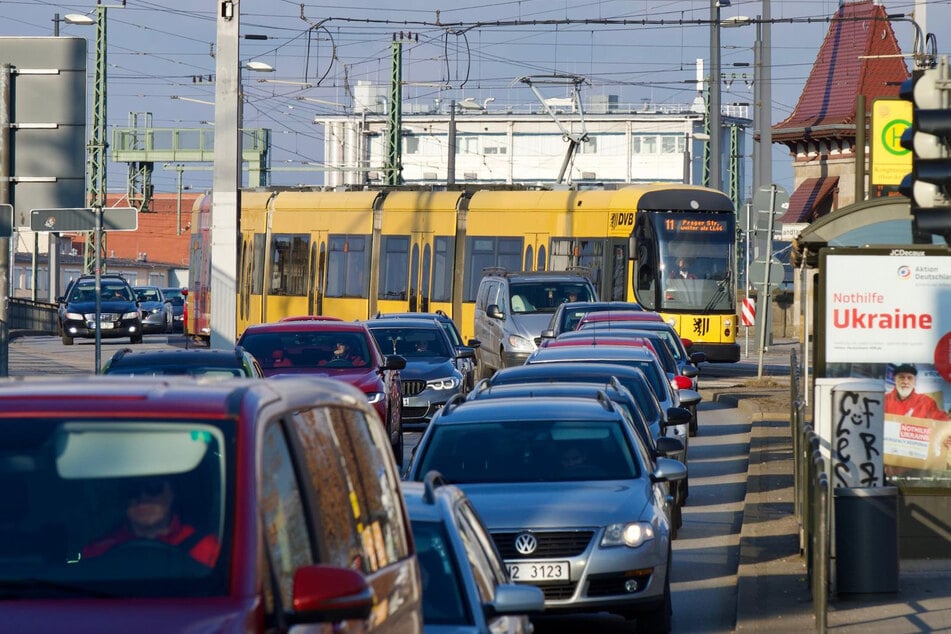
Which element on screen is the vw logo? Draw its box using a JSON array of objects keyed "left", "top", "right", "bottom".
[{"left": 514, "top": 532, "right": 538, "bottom": 555}]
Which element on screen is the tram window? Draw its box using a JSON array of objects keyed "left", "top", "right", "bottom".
[
  {"left": 432, "top": 237, "right": 453, "bottom": 302},
  {"left": 380, "top": 236, "right": 410, "bottom": 300},
  {"left": 327, "top": 235, "right": 369, "bottom": 299},
  {"left": 251, "top": 233, "right": 265, "bottom": 295},
  {"left": 537, "top": 245, "right": 546, "bottom": 271},
  {"left": 524, "top": 246, "right": 533, "bottom": 271},
  {"left": 269, "top": 234, "right": 309, "bottom": 296},
  {"left": 462, "top": 237, "right": 523, "bottom": 302}
]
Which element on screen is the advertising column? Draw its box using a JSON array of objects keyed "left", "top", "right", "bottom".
[{"left": 818, "top": 247, "right": 951, "bottom": 488}]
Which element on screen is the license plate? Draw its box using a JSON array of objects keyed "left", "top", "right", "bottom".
[
  {"left": 99, "top": 322, "right": 115, "bottom": 329},
  {"left": 402, "top": 397, "right": 411, "bottom": 406},
  {"left": 506, "top": 560, "right": 569, "bottom": 581}
]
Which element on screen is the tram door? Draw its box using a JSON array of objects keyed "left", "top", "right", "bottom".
[
  {"left": 523, "top": 233, "right": 549, "bottom": 271},
  {"left": 312, "top": 231, "right": 327, "bottom": 317},
  {"left": 376, "top": 232, "right": 434, "bottom": 315}
]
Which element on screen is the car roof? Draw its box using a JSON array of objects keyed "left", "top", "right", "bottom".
[
  {"left": 374, "top": 311, "right": 452, "bottom": 323},
  {"left": 492, "top": 362, "right": 649, "bottom": 383},
  {"left": 433, "top": 394, "right": 622, "bottom": 425},
  {"left": 106, "top": 347, "right": 251, "bottom": 367},
  {"left": 366, "top": 317, "right": 443, "bottom": 330},
  {"left": 529, "top": 345, "right": 659, "bottom": 363},
  {"left": 0, "top": 375, "right": 368, "bottom": 419},
  {"left": 240, "top": 320, "right": 368, "bottom": 335},
  {"left": 470, "top": 380, "right": 632, "bottom": 402},
  {"left": 400, "top": 474, "right": 468, "bottom": 522},
  {"left": 578, "top": 310, "right": 664, "bottom": 323}
]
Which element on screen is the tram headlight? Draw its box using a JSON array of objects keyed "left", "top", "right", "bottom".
[{"left": 506, "top": 334, "right": 535, "bottom": 352}]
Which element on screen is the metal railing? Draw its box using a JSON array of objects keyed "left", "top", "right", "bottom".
[
  {"left": 790, "top": 346, "right": 829, "bottom": 632},
  {"left": 6, "top": 297, "right": 58, "bottom": 335}
]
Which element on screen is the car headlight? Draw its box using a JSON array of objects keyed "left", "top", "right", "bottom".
[
  {"left": 601, "top": 522, "right": 655, "bottom": 548},
  {"left": 365, "top": 391, "right": 385, "bottom": 404},
  {"left": 122, "top": 311, "right": 139, "bottom": 320},
  {"left": 426, "top": 376, "right": 460, "bottom": 391},
  {"left": 506, "top": 334, "right": 535, "bottom": 351},
  {"left": 65, "top": 311, "right": 84, "bottom": 320}
]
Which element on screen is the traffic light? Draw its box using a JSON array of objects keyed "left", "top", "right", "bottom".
[{"left": 899, "top": 55, "right": 951, "bottom": 241}]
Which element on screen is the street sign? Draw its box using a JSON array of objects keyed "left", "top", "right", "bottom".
[
  {"left": 751, "top": 185, "right": 790, "bottom": 233},
  {"left": 748, "top": 257, "right": 786, "bottom": 286},
  {"left": 778, "top": 222, "right": 810, "bottom": 241},
  {"left": 871, "top": 97, "right": 912, "bottom": 186},
  {"left": 0, "top": 204, "right": 12, "bottom": 238},
  {"left": 30, "top": 207, "right": 138, "bottom": 232}
]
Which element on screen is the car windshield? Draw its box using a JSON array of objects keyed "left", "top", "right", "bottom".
[
  {"left": 135, "top": 288, "right": 161, "bottom": 302},
  {"left": 370, "top": 327, "right": 449, "bottom": 358},
  {"left": 240, "top": 331, "right": 371, "bottom": 370},
  {"left": 509, "top": 282, "right": 595, "bottom": 314},
  {"left": 417, "top": 420, "right": 637, "bottom": 484},
  {"left": 0, "top": 419, "right": 230, "bottom": 598},
  {"left": 411, "top": 520, "right": 469, "bottom": 625}
]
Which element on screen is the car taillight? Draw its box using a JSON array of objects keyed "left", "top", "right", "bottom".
[{"left": 672, "top": 375, "right": 693, "bottom": 390}]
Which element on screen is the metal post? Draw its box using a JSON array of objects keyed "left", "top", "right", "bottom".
[
  {"left": 757, "top": 184, "right": 777, "bottom": 379},
  {"left": 85, "top": 3, "right": 108, "bottom": 274},
  {"left": 709, "top": 0, "right": 722, "bottom": 192},
  {"left": 211, "top": 0, "right": 241, "bottom": 348},
  {"left": 816, "top": 472, "right": 829, "bottom": 632},
  {"left": 94, "top": 206, "right": 102, "bottom": 373}
]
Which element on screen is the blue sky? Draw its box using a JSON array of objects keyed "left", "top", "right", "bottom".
[{"left": 2, "top": 0, "right": 948, "bottom": 198}]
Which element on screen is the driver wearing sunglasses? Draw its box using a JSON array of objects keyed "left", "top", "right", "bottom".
[{"left": 82, "top": 477, "right": 219, "bottom": 567}]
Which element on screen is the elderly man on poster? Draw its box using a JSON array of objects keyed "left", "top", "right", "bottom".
[
  {"left": 884, "top": 363, "right": 951, "bottom": 473},
  {"left": 884, "top": 364, "right": 950, "bottom": 420}
]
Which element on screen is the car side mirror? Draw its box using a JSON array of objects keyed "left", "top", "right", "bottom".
[
  {"left": 467, "top": 338, "right": 482, "bottom": 349},
  {"left": 288, "top": 565, "right": 373, "bottom": 623},
  {"left": 487, "top": 304, "right": 504, "bottom": 320},
  {"left": 654, "top": 436, "right": 684, "bottom": 457},
  {"left": 689, "top": 351, "right": 707, "bottom": 364},
  {"left": 539, "top": 329, "right": 555, "bottom": 339},
  {"left": 663, "top": 406, "right": 691, "bottom": 427},
  {"left": 455, "top": 346, "right": 476, "bottom": 359},
  {"left": 651, "top": 457, "right": 687, "bottom": 484}
]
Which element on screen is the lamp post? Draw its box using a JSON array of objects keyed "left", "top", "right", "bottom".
[{"left": 709, "top": 0, "right": 729, "bottom": 193}]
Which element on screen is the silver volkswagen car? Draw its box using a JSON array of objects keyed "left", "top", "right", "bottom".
[{"left": 404, "top": 396, "right": 685, "bottom": 633}]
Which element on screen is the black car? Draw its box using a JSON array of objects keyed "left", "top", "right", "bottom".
[
  {"left": 57, "top": 275, "right": 143, "bottom": 346},
  {"left": 373, "top": 311, "right": 481, "bottom": 392},
  {"left": 162, "top": 287, "right": 186, "bottom": 332},
  {"left": 365, "top": 317, "right": 471, "bottom": 430},
  {"left": 101, "top": 346, "right": 265, "bottom": 377}
]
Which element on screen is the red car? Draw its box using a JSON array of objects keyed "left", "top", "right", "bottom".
[
  {"left": 0, "top": 376, "right": 422, "bottom": 633},
  {"left": 237, "top": 320, "right": 407, "bottom": 463}
]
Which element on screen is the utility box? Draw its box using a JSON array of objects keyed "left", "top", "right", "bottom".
[{"left": 834, "top": 486, "right": 899, "bottom": 595}]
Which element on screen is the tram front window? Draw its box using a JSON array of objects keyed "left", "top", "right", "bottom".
[{"left": 652, "top": 213, "right": 735, "bottom": 313}]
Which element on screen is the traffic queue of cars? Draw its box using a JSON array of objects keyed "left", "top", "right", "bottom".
[{"left": 30, "top": 272, "right": 704, "bottom": 633}]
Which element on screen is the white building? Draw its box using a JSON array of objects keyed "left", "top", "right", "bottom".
[{"left": 315, "top": 81, "right": 751, "bottom": 200}]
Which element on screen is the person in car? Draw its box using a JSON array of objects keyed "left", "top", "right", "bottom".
[
  {"left": 321, "top": 340, "right": 366, "bottom": 367},
  {"left": 83, "top": 477, "right": 220, "bottom": 567}
]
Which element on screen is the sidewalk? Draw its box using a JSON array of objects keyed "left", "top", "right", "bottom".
[{"left": 727, "top": 388, "right": 951, "bottom": 633}]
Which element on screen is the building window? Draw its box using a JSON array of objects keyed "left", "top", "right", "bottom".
[
  {"left": 579, "top": 137, "right": 598, "bottom": 154},
  {"left": 661, "top": 135, "right": 684, "bottom": 154},
  {"left": 404, "top": 136, "right": 419, "bottom": 154},
  {"left": 456, "top": 136, "right": 479, "bottom": 155}
]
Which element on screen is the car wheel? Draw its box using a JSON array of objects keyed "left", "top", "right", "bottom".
[
  {"left": 634, "top": 563, "right": 671, "bottom": 633},
  {"left": 62, "top": 333, "right": 74, "bottom": 346},
  {"left": 670, "top": 503, "right": 682, "bottom": 536},
  {"left": 688, "top": 406, "right": 698, "bottom": 437}
]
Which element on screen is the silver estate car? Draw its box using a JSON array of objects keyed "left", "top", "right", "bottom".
[{"left": 405, "top": 396, "right": 685, "bottom": 633}]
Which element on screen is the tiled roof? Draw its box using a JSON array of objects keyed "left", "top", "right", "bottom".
[
  {"left": 773, "top": 1, "right": 909, "bottom": 141},
  {"left": 780, "top": 176, "right": 840, "bottom": 223}
]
